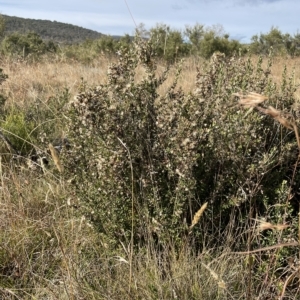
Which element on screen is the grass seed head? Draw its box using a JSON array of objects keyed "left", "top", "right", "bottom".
[
  {"left": 49, "top": 143, "right": 64, "bottom": 173},
  {"left": 190, "top": 202, "right": 208, "bottom": 230}
]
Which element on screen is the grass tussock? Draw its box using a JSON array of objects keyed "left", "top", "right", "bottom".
[{"left": 0, "top": 37, "right": 300, "bottom": 299}]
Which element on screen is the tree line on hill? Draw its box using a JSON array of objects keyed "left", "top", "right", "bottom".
[
  {"left": 1, "top": 14, "right": 104, "bottom": 43},
  {"left": 0, "top": 14, "right": 300, "bottom": 62}
]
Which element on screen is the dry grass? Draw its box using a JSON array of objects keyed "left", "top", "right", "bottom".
[
  {"left": 2, "top": 57, "right": 300, "bottom": 109},
  {"left": 1, "top": 55, "right": 299, "bottom": 109},
  {"left": 259, "top": 55, "right": 300, "bottom": 99},
  {"left": 0, "top": 58, "right": 109, "bottom": 109},
  {"left": 0, "top": 56, "right": 201, "bottom": 110},
  {"left": 0, "top": 166, "right": 244, "bottom": 299}
]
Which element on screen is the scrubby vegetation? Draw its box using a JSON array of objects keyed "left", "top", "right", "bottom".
[
  {"left": 2, "top": 13, "right": 300, "bottom": 64},
  {"left": 1, "top": 32, "right": 57, "bottom": 60},
  {"left": 0, "top": 19, "right": 300, "bottom": 299}
]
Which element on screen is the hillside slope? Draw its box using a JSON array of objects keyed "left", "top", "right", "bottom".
[{"left": 2, "top": 14, "right": 104, "bottom": 43}]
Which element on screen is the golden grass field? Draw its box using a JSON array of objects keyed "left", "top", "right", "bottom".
[
  {"left": 0, "top": 54, "right": 300, "bottom": 299},
  {"left": 1, "top": 55, "right": 300, "bottom": 108}
]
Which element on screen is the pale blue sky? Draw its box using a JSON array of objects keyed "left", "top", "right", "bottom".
[{"left": 0, "top": 0, "right": 299, "bottom": 42}]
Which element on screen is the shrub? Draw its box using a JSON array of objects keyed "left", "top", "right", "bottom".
[
  {"left": 199, "top": 30, "right": 244, "bottom": 58},
  {"left": 93, "top": 35, "right": 117, "bottom": 55},
  {"left": 64, "top": 37, "right": 191, "bottom": 246},
  {"left": 250, "top": 27, "right": 296, "bottom": 56},
  {"left": 149, "top": 24, "right": 190, "bottom": 62},
  {"left": 64, "top": 37, "right": 299, "bottom": 256},
  {"left": 1, "top": 32, "right": 56, "bottom": 59}
]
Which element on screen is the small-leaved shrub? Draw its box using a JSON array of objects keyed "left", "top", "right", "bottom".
[{"left": 64, "top": 37, "right": 299, "bottom": 257}]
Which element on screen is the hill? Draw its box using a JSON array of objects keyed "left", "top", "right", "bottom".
[{"left": 2, "top": 14, "right": 105, "bottom": 43}]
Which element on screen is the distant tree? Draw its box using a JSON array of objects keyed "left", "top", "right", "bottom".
[
  {"left": 250, "top": 27, "right": 294, "bottom": 56},
  {"left": 118, "top": 34, "right": 132, "bottom": 50},
  {"left": 149, "top": 23, "right": 188, "bottom": 62},
  {"left": 135, "top": 23, "right": 150, "bottom": 39},
  {"left": 46, "top": 40, "right": 57, "bottom": 53},
  {"left": 149, "top": 23, "right": 170, "bottom": 57},
  {"left": 1, "top": 32, "right": 55, "bottom": 57},
  {"left": 94, "top": 35, "right": 116, "bottom": 54},
  {"left": 0, "top": 15, "right": 5, "bottom": 38},
  {"left": 184, "top": 23, "right": 205, "bottom": 54},
  {"left": 206, "top": 24, "right": 227, "bottom": 38},
  {"left": 291, "top": 32, "right": 300, "bottom": 56},
  {"left": 199, "top": 29, "right": 242, "bottom": 59}
]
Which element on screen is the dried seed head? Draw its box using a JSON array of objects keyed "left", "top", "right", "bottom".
[{"left": 190, "top": 202, "right": 208, "bottom": 230}]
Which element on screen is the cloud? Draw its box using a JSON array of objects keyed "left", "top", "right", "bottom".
[
  {"left": 171, "top": 4, "right": 188, "bottom": 10},
  {"left": 234, "top": 0, "right": 282, "bottom": 5},
  {"left": 184, "top": 0, "right": 282, "bottom": 5},
  {"left": 243, "top": 0, "right": 281, "bottom": 3}
]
